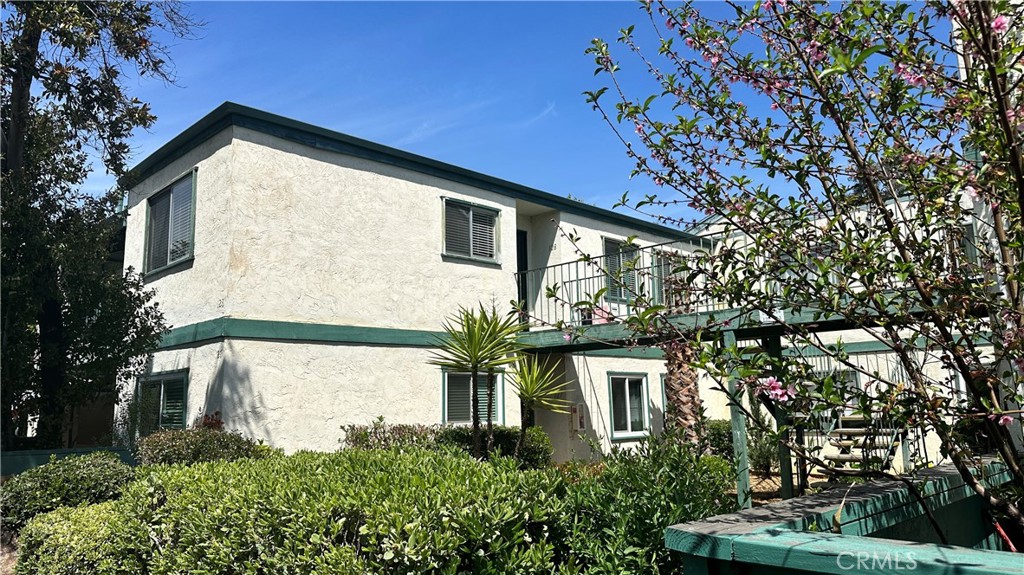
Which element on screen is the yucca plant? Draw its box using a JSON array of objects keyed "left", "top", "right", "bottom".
[
  {"left": 509, "top": 354, "right": 570, "bottom": 456},
  {"left": 429, "top": 305, "right": 524, "bottom": 458}
]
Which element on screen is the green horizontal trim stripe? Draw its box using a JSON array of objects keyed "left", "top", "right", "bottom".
[
  {"left": 159, "top": 318, "right": 444, "bottom": 349},
  {"left": 124, "top": 102, "right": 701, "bottom": 244},
  {"left": 584, "top": 347, "right": 665, "bottom": 359}
]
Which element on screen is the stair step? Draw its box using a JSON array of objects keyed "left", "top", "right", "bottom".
[
  {"left": 830, "top": 428, "right": 895, "bottom": 437},
  {"left": 825, "top": 453, "right": 885, "bottom": 463},
  {"left": 829, "top": 439, "right": 898, "bottom": 449}
]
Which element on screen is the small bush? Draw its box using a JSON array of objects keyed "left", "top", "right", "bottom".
[
  {"left": 0, "top": 451, "right": 134, "bottom": 535},
  {"left": 700, "top": 419, "right": 734, "bottom": 461},
  {"left": 340, "top": 416, "right": 438, "bottom": 450},
  {"left": 15, "top": 501, "right": 134, "bottom": 575},
  {"left": 747, "top": 426, "right": 778, "bottom": 478},
  {"left": 135, "top": 427, "right": 275, "bottom": 466},
  {"left": 342, "top": 417, "right": 553, "bottom": 469},
  {"left": 558, "top": 428, "right": 736, "bottom": 574},
  {"left": 437, "top": 424, "right": 553, "bottom": 469}
]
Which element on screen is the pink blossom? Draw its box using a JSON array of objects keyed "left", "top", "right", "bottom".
[
  {"left": 666, "top": 17, "right": 676, "bottom": 31},
  {"left": 758, "top": 376, "right": 797, "bottom": 402},
  {"left": 999, "top": 414, "right": 1014, "bottom": 427},
  {"left": 562, "top": 332, "right": 572, "bottom": 342},
  {"left": 808, "top": 41, "right": 827, "bottom": 63},
  {"left": 964, "top": 185, "right": 980, "bottom": 200},
  {"left": 992, "top": 14, "right": 1010, "bottom": 34}
]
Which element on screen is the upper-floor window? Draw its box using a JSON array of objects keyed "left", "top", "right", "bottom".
[
  {"left": 444, "top": 198, "right": 498, "bottom": 262},
  {"left": 146, "top": 171, "right": 194, "bottom": 273}
]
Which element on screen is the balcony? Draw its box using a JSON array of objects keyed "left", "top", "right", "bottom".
[{"left": 514, "top": 238, "right": 725, "bottom": 333}]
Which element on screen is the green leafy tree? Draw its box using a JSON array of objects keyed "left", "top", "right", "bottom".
[
  {"left": 1, "top": 2, "right": 196, "bottom": 448},
  {"left": 580, "top": 0, "right": 1024, "bottom": 527},
  {"left": 429, "top": 305, "right": 523, "bottom": 458},
  {"left": 508, "top": 354, "right": 570, "bottom": 455}
]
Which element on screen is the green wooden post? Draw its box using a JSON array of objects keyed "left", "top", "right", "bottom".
[
  {"left": 764, "top": 334, "right": 794, "bottom": 499},
  {"left": 724, "top": 331, "right": 752, "bottom": 509}
]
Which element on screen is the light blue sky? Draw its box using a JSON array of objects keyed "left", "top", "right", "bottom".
[{"left": 92, "top": 1, "right": 741, "bottom": 225}]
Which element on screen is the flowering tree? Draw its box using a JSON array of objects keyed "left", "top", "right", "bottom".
[{"left": 582, "top": 0, "right": 1024, "bottom": 528}]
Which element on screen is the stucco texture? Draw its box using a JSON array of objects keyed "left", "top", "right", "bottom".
[{"left": 138, "top": 339, "right": 522, "bottom": 453}]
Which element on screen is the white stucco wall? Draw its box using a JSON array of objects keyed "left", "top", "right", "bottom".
[
  {"left": 141, "top": 339, "right": 521, "bottom": 453},
  {"left": 124, "top": 127, "right": 237, "bottom": 328},
  {"left": 533, "top": 351, "right": 728, "bottom": 462},
  {"left": 217, "top": 127, "right": 519, "bottom": 330}
]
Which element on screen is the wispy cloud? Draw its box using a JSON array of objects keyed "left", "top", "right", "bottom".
[
  {"left": 396, "top": 119, "right": 459, "bottom": 146},
  {"left": 516, "top": 102, "right": 556, "bottom": 129}
]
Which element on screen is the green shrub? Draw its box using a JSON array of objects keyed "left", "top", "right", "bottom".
[
  {"left": 558, "top": 429, "right": 736, "bottom": 575},
  {"left": 15, "top": 501, "right": 134, "bottom": 575},
  {"left": 437, "top": 424, "right": 553, "bottom": 469},
  {"left": 0, "top": 451, "right": 134, "bottom": 535},
  {"left": 747, "top": 426, "right": 778, "bottom": 479},
  {"left": 17, "top": 449, "right": 568, "bottom": 575},
  {"left": 135, "top": 427, "right": 276, "bottom": 466},
  {"left": 700, "top": 419, "right": 734, "bottom": 461},
  {"left": 342, "top": 417, "right": 553, "bottom": 469},
  {"left": 340, "top": 416, "right": 439, "bottom": 450}
]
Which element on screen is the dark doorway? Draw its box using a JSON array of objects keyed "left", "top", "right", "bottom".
[{"left": 516, "top": 230, "right": 529, "bottom": 309}]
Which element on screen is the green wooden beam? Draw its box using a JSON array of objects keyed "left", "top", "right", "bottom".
[{"left": 724, "top": 331, "right": 752, "bottom": 509}]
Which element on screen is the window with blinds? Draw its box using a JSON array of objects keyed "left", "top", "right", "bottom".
[
  {"left": 445, "top": 372, "right": 500, "bottom": 424},
  {"left": 604, "top": 238, "right": 637, "bottom": 301},
  {"left": 610, "top": 375, "right": 647, "bottom": 437},
  {"left": 444, "top": 199, "right": 498, "bottom": 261},
  {"left": 138, "top": 372, "right": 188, "bottom": 436},
  {"left": 147, "top": 172, "right": 194, "bottom": 272}
]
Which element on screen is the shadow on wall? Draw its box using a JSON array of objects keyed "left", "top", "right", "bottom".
[
  {"left": 201, "top": 341, "right": 274, "bottom": 446},
  {"left": 555, "top": 353, "right": 604, "bottom": 461}
]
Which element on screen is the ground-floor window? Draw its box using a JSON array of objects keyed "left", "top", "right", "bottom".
[
  {"left": 609, "top": 373, "right": 648, "bottom": 439},
  {"left": 443, "top": 372, "right": 502, "bottom": 425},
  {"left": 138, "top": 370, "right": 188, "bottom": 435}
]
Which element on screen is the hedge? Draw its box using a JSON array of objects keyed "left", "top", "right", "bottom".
[
  {"left": 0, "top": 451, "right": 135, "bottom": 535},
  {"left": 18, "top": 439, "right": 734, "bottom": 574},
  {"left": 135, "top": 427, "right": 278, "bottom": 466}
]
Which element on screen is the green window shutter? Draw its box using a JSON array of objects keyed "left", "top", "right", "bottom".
[
  {"left": 476, "top": 376, "right": 498, "bottom": 422},
  {"left": 471, "top": 210, "right": 496, "bottom": 259},
  {"left": 160, "top": 377, "right": 187, "bottom": 429},
  {"left": 445, "top": 202, "right": 472, "bottom": 257},
  {"left": 446, "top": 373, "right": 497, "bottom": 424},
  {"left": 962, "top": 222, "right": 978, "bottom": 265},
  {"left": 138, "top": 383, "right": 162, "bottom": 436},
  {"left": 604, "top": 239, "right": 637, "bottom": 301},
  {"left": 446, "top": 373, "right": 472, "bottom": 423},
  {"left": 147, "top": 192, "right": 171, "bottom": 271},
  {"left": 169, "top": 176, "right": 193, "bottom": 263}
]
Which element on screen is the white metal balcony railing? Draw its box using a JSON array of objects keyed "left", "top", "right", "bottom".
[{"left": 514, "top": 239, "right": 724, "bottom": 329}]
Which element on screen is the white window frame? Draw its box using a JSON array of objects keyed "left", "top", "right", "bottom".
[
  {"left": 442, "top": 197, "right": 501, "bottom": 264},
  {"left": 608, "top": 373, "right": 649, "bottom": 440},
  {"left": 442, "top": 371, "right": 504, "bottom": 425}
]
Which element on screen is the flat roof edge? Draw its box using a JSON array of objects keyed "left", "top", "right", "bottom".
[{"left": 123, "top": 102, "right": 701, "bottom": 243}]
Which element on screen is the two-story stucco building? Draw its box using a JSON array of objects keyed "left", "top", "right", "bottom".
[{"left": 121, "top": 103, "right": 727, "bottom": 459}]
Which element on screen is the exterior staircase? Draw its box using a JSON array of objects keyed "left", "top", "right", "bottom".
[{"left": 820, "top": 415, "right": 904, "bottom": 474}]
